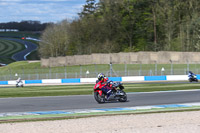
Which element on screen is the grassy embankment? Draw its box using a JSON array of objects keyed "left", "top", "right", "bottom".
[
  {"left": 0, "top": 83, "right": 199, "bottom": 98},
  {"left": 0, "top": 61, "right": 200, "bottom": 77},
  {"left": 1, "top": 61, "right": 198, "bottom": 98},
  {"left": 0, "top": 32, "right": 40, "bottom": 64},
  {"left": 0, "top": 39, "right": 26, "bottom": 64}
]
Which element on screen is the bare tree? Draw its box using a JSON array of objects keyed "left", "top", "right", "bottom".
[{"left": 39, "top": 20, "right": 70, "bottom": 58}]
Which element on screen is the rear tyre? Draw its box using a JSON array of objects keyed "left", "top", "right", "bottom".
[
  {"left": 118, "top": 90, "right": 127, "bottom": 102},
  {"left": 94, "top": 92, "right": 105, "bottom": 104},
  {"left": 189, "top": 78, "right": 193, "bottom": 82}
]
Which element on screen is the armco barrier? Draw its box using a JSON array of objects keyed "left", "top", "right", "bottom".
[
  {"left": 144, "top": 76, "right": 167, "bottom": 81},
  {"left": 0, "top": 81, "right": 8, "bottom": 85},
  {"left": 62, "top": 78, "right": 80, "bottom": 83},
  {"left": 0, "top": 75, "right": 198, "bottom": 85},
  {"left": 80, "top": 78, "right": 96, "bottom": 83},
  {"left": 166, "top": 75, "right": 188, "bottom": 81},
  {"left": 122, "top": 76, "right": 144, "bottom": 82},
  {"left": 25, "top": 80, "right": 42, "bottom": 84},
  {"left": 108, "top": 77, "right": 122, "bottom": 82}
]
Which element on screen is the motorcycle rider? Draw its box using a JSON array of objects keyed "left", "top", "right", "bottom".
[
  {"left": 17, "top": 77, "right": 22, "bottom": 83},
  {"left": 188, "top": 71, "right": 195, "bottom": 78},
  {"left": 97, "top": 73, "right": 112, "bottom": 100}
]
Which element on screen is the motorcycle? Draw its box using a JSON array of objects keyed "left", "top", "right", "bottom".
[
  {"left": 93, "top": 80, "right": 127, "bottom": 103},
  {"left": 188, "top": 75, "right": 198, "bottom": 82},
  {"left": 16, "top": 80, "right": 24, "bottom": 87}
]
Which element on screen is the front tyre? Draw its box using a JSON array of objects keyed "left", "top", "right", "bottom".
[
  {"left": 94, "top": 92, "right": 105, "bottom": 104},
  {"left": 118, "top": 90, "right": 127, "bottom": 102}
]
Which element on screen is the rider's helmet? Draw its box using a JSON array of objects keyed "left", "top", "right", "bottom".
[
  {"left": 189, "top": 71, "right": 193, "bottom": 74},
  {"left": 98, "top": 73, "right": 104, "bottom": 81}
]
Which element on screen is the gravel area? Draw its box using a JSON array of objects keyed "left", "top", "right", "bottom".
[{"left": 0, "top": 111, "right": 200, "bottom": 133}]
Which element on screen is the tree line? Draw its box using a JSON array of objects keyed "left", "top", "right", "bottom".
[
  {"left": 0, "top": 20, "right": 51, "bottom": 31},
  {"left": 39, "top": 0, "right": 200, "bottom": 58}
]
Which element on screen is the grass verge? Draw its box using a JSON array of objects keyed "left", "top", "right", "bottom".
[
  {"left": 0, "top": 106, "right": 200, "bottom": 123},
  {"left": 0, "top": 83, "right": 199, "bottom": 98}
]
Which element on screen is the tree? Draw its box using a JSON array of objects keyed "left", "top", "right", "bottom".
[
  {"left": 39, "top": 20, "right": 70, "bottom": 58},
  {"left": 79, "top": 0, "right": 97, "bottom": 18}
]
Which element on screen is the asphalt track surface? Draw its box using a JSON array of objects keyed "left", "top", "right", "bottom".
[
  {"left": 2, "top": 38, "right": 38, "bottom": 61},
  {"left": 0, "top": 89, "right": 200, "bottom": 113}
]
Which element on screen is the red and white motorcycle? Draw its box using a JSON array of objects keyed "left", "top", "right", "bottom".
[{"left": 93, "top": 80, "right": 127, "bottom": 103}]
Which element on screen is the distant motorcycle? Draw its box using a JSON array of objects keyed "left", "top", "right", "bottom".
[
  {"left": 188, "top": 75, "right": 198, "bottom": 82},
  {"left": 93, "top": 80, "right": 127, "bottom": 103},
  {"left": 16, "top": 80, "right": 24, "bottom": 87}
]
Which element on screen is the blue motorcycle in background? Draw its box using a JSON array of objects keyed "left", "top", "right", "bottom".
[{"left": 188, "top": 71, "right": 198, "bottom": 82}]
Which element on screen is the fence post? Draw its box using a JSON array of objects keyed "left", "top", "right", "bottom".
[
  {"left": 110, "top": 62, "right": 112, "bottom": 77},
  {"left": 56, "top": 73, "right": 58, "bottom": 79},
  {"left": 187, "top": 61, "right": 189, "bottom": 72},
  {"left": 195, "top": 63, "right": 197, "bottom": 74},
  {"left": 9, "top": 68, "right": 12, "bottom": 80},
  {"left": 65, "top": 65, "right": 67, "bottom": 79},
  {"left": 124, "top": 62, "right": 127, "bottom": 76},
  {"left": 149, "top": 70, "right": 152, "bottom": 76},
  {"left": 49, "top": 67, "right": 51, "bottom": 79},
  {"left": 170, "top": 60, "right": 173, "bottom": 75},
  {"left": 80, "top": 65, "right": 82, "bottom": 78},
  {"left": 35, "top": 67, "right": 38, "bottom": 80},
  {"left": 140, "top": 63, "right": 142, "bottom": 76},
  {"left": 155, "top": 61, "right": 157, "bottom": 75}
]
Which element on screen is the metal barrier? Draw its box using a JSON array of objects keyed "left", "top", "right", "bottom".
[{"left": 0, "top": 75, "right": 194, "bottom": 85}]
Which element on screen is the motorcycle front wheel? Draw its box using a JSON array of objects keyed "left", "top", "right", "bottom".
[
  {"left": 94, "top": 92, "right": 105, "bottom": 104},
  {"left": 118, "top": 90, "right": 127, "bottom": 102}
]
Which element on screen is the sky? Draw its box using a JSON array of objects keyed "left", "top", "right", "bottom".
[{"left": 0, "top": 0, "right": 87, "bottom": 23}]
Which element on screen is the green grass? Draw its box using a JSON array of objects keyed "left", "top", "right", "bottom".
[
  {"left": 124, "top": 83, "right": 200, "bottom": 92},
  {"left": 0, "top": 39, "right": 26, "bottom": 64},
  {"left": 0, "top": 60, "right": 199, "bottom": 80},
  {"left": 0, "top": 61, "right": 199, "bottom": 75},
  {"left": 26, "top": 50, "right": 40, "bottom": 60},
  {"left": 0, "top": 39, "right": 25, "bottom": 56},
  {"left": 0, "top": 39, "right": 40, "bottom": 64},
  {"left": 0, "top": 83, "right": 199, "bottom": 98},
  {"left": 0, "top": 32, "right": 41, "bottom": 63}
]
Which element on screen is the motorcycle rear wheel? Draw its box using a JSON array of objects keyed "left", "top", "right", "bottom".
[
  {"left": 118, "top": 90, "right": 127, "bottom": 102},
  {"left": 94, "top": 92, "right": 105, "bottom": 104}
]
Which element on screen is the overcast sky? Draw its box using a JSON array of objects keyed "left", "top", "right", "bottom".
[{"left": 0, "top": 0, "right": 87, "bottom": 23}]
